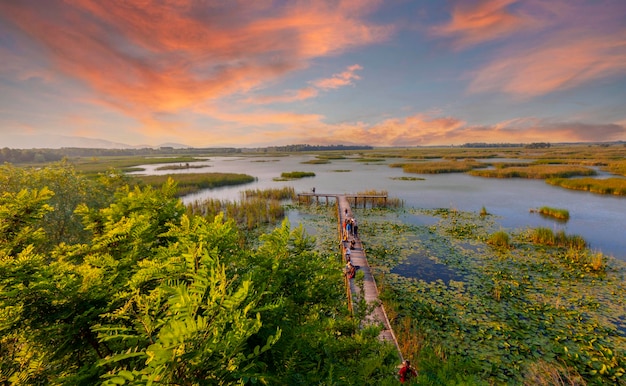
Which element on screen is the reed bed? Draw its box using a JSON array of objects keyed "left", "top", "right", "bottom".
[
  {"left": 71, "top": 156, "right": 202, "bottom": 174},
  {"left": 487, "top": 230, "right": 510, "bottom": 249},
  {"left": 469, "top": 164, "right": 595, "bottom": 179},
  {"left": 155, "top": 163, "right": 208, "bottom": 170},
  {"left": 279, "top": 171, "right": 316, "bottom": 179},
  {"left": 241, "top": 187, "right": 295, "bottom": 200},
  {"left": 533, "top": 206, "right": 570, "bottom": 220},
  {"left": 605, "top": 160, "right": 626, "bottom": 176},
  {"left": 530, "top": 227, "right": 586, "bottom": 250},
  {"left": 186, "top": 195, "right": 287, "bottom": 230},
  {"left": 546, "top": 177, "right": 626, "bottom": 196},
  {"left": 131, "top": 172, "right": 255, "bottom": 196},
  {"left": 395, "top": 159, "right": 484, "bottom": 174},
  {"left": 300, "top": 159, "right": 330, "bottom": 164}
]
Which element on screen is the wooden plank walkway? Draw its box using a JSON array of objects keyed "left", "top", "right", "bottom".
[
  {"left": 297, "top": 192, "right": 388, "bottom": 208},
  {"left": 337, "top": 195, "right": 403, "bottom": 361}
]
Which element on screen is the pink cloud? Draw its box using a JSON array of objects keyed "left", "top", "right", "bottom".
[
  {"left": 0, "top": 1, "right": 391, "bottom": 119},
  {"left": 311, "top": 64, "right": 364, "bottom": 90},
  {"left": 431, "top": 0, "right": 533, "bottom": 48},
  {"left": 469, "top": 31, "right": 626, "bottom": 97}
]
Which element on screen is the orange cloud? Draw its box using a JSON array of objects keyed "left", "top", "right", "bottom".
[
  {"left": 294, "top": 115, "right": 626, "bottom": 147},
  {"left": 431, "top": 0, "right": 532, "bottom": 48},
  {"left": 0, "top": 1, "right": 391, "bottom": 119},
  {"left": 469, "top": 31, "right": 626, "bottom": 97},
  {"left": 311, "top": 64, "right": 363, "bottom": 90}
]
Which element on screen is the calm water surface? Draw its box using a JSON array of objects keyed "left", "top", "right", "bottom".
[{"left": 131, "top": 155, "right": 626, "bottom": 261}]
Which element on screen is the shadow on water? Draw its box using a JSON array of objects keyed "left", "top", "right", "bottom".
[{"left": 392, "top": 251, "right": 465, "bottom": 283}]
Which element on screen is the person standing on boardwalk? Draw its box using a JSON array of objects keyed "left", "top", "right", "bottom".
[
  {"left": 398, "top": 360, "right": 417, "bottom": 383},
  {"left": 353, "top": 218, "right": 358, "bottom": 238}
]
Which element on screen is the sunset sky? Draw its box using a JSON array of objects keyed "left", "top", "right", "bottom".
[{"left": 1, "top": 0, "right": 625, "bottom": 148}]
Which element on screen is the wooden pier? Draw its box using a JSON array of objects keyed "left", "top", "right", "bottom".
[
  {"left": 297, "top": 192, "right": 388, "bottom": 208},
  {"left": 336, "top": 195, "right": 403, "bottom": 361}
]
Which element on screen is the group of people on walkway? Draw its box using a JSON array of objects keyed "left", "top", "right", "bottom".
[
  {"left": 342, "top": 208, "right": 359, "bottom": 279},
  {"left": 342, "top": 209, "right": 358, "bottom": 240}
]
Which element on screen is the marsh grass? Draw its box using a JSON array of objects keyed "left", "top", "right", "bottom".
[
  {"left": 155, "top": 163, "right": 209, "bottom": 170},
  {"left": 534, "top": 206, "right": 570, "bottom": 220},
  {"left": 391, "top": 176, "right": 425, "bottom": 181},
  {"left": 186, "top": 193, "right": 287, "bottom": 230},
  {"left": 523, "top": 359, "right": 585, "bottom": 386},
  {"left": 354, "top": 158, "right": 386, "bottom": 163},
  {"left": 469, "top": 165, "right": 596, "bottom": 179},
  {"left": 300, "top": 159, "right": 330, "bottom": 164},
  {"left": 277, "top": 171, "right": 316, "bottom": 180},
  {"left": 488, "top": 230, "right": 510, "bottom": 249},
  {"left": 396, "top": 159, "right": 484, "bottom": 174},
  {"left": 546, "top": 177, "right": 626, "bottom": 196},
  {"left": 241, "top": 187, "right": 295, "bottom": 200},
  {"left": 131, "top": 172, "right": 255, "bottom": 196},
  {"left": 70, "top": 156, "right": 202, "bottom": 175},
  {"left": 605, "top": 160, "right": 626, "bottom": 176},
  {"left": 530, "top": 227, "right": 586, "bottom": 250}
]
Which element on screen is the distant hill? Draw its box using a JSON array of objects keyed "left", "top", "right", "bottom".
[{"left": 1, "top": 134, "right": 191, "bottom": 150}]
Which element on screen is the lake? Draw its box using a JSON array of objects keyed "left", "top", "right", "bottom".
[{"left": 131, "top": 154, "right": 626, "bottom": 261}]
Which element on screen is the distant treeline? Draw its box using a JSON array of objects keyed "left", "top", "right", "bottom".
[
  {"left": 0, "top": 147, "right": 241, "bottom": 164},
  {"left": 258, "top": 144, "right": 373, "bottom": 152},
  {"left": 0, "top": 144, "right": 373, "bottom": 164},
  {"left": 461, "top": 142, "right": 552, "bottom": 148}
]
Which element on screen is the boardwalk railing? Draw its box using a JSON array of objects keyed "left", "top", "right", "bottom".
[{"left": 297, "top": 193, "right": 388, "bottom": 208}]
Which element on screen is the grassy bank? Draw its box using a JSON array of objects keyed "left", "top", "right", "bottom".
[
  {"left": 469, "top": 164, "right": 596, "bottom": 179},
  {"left": 69, "top": 156, "right": 203, "bottom": 175},
  {"left": 390, "top": 159, "right": 484, "bottom": 174},
  {"left": 274, "top": 171, "right": 316, "bottom": 181},
  {"left": 131, "top": 172, "right": 255, "bottom": 196},
  {"left": 546, "top": 177, "right": 626, "bottom": 196}
]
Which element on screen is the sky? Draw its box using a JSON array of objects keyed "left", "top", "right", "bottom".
[{"left": 1, "top": 0, "right": 625, "bottom": 148}]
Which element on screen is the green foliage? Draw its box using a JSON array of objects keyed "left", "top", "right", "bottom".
[
  {"left": 1, "top": 169, "right": 398, "bottom": 384},
  {"left": 0, "top": 162, "right": 120, "bottom": 246}
]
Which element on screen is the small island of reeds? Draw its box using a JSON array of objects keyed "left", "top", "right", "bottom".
[
  {"left": 274, "top": 171, "right": 316, "bottom": 181},
  {"left": 469, "top": 164, "right": 595, "bottom": 179},
  {"left": 546, "top": 177, "right": 626, "bottom": 196},
  {"left": 531, "top": 206, "right": 570, "bottom": 220},
  {"left": 391, "top": 159, "right": 484, "bottom": 174}
]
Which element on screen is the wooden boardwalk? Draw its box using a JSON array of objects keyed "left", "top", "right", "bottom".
[
  {"left": 297, "top": 192, "right": 388, "bottom": 208},
  {"left": 336, "top": 195, "right": 403, "bottom": 361}
]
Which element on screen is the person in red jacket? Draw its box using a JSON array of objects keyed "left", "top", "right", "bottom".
[{"left": 398, "top": 360, "right": 417, "bottom": 383}]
